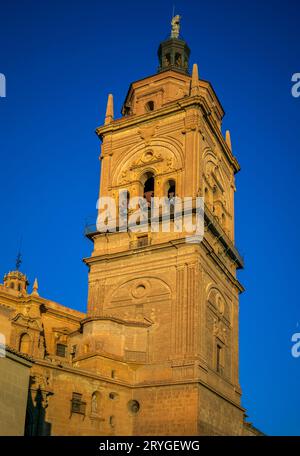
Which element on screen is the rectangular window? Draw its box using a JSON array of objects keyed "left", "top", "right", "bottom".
[
  {"left": 216, "top": 344, "right": 223, "bottom": 374},
  {"left": 137, "top": 235, "right": 149, "bottom": 247},
  {"left": 71, "top": 393, "right": 86, "bottom": 414},
  {"left": 56, "top": 343, "right": 67, "bottom": 357}
]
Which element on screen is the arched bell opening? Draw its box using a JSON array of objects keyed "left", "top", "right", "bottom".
[{"left": 142, "top": 172, "right": 155, "bottom": 207}]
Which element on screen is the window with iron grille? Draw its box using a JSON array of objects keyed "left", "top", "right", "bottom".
[
  {"left": 137, "top": 235, "right": 149, "bottom": 247},
  {"left": 56, "top": 343, "right": 67, "bottom": 357},
  {"left": 71, "top": 393, "right": 86, "bottom": 414}
]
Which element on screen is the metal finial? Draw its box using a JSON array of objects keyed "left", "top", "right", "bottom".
[
  {"left": 16, "top": 252, "right": 22, "bottom": 271},
  {"left": 15, "top": 237, "right": 23, "bottom": 271}
]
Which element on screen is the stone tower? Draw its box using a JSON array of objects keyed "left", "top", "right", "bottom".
[{"left": 82, "top": 16, "right": 247, "bottom": 435}]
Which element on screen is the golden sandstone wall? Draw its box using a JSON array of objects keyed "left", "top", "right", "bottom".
[{"left": 0, "top": 348, "right": 32, "bottom": 436}]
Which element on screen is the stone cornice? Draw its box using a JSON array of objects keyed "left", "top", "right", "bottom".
[
  {"left": 81, "top": 315, "right": 152, "bottom": 328},
  {"left": 204, "top": 204, "right": 244, "bottom": 270},
  {"left": 202, "top": 238, "right": 244, "bottom": 293},
  {"left": 96, "top": 95, "right": 240, "bottom": 174},
  {"left": 0, "top": 288, "right": 85, "bottom": 321},
  {"left": 121, "top": 70, "right": 225, "bottom": 116},
  {"left": 40, "top": 304, "right": 85, "bottom": 323},
  {"left": 83, "top": 236, "right": 243, "bottom": 292},
  {"left": 5, "top": 345, "right": 34, "bottom": 364}
]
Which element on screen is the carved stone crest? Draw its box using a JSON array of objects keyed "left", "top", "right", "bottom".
[{"left": 138, "top": 123, "right": 159, "bottom": 144}]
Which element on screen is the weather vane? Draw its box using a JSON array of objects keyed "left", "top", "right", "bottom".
[{"left": 15, "top": 237, "right": 23, "bottom": 271}]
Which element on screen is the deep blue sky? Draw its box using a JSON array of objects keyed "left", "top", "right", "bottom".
[{"left": 0, "top": 0, "right": 299, "bottom": 436}]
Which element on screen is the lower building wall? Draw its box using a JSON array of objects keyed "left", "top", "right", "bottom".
[
  {"left": 132, "top": 384, "right": 199, "bottom": 436},
  {"left": 33, "top": 367, "right": 134, "bottom": 436},
  {"left": 197, "top": 385, "right": 244, "bottom": 435},
  {"left": 47, "top": 378, "right": 200, "bottom": 436},
  {"left": 28, "top": 366, "right": 248, "bottom": 436},
  {"left": 0, "top": 351, "right": 32, "bottom": 436}
]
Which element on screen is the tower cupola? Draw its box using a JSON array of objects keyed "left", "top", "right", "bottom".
[
  {"left": 3, "top": 270, "right": 29, "bottom": 293},
  {"left": 158, "top": 15, "right": 190, "bottom": 75}
]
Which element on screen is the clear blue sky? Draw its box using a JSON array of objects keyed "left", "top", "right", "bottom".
[{"left": 0, "top": 0, "right": 299, "bottom": 436}]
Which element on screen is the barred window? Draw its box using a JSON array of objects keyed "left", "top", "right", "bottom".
[
  {"left": 71, "top": 393, "right": 86, "bottom": 414},
  {"left": 56, "top": 343, "right": 67, "bottom": 357},
  {"left": 137, "top": 235, "right": 149, "bottom": 247}
]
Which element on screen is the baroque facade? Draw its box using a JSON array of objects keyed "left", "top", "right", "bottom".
[{"left": 0, "top": 19, "right": 261, "bottom": 436}]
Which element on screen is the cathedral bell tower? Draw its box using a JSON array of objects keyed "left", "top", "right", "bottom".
[{"left": 81, "top": 16, "right": 248, "bottom": 435}]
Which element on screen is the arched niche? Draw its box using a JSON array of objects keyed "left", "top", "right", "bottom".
[
  {"left": 19, "top": 333, "right": 31, "bottom": 354},
  {"left": 206, "top": 286, "right": 231, "bottom": 324}
]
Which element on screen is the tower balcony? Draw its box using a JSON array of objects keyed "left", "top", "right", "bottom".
[
  {"left": 84, "top": 202, "right": 244, "bottom": 269},
  {"left": 204, "top": 204, "right": 244, "bottom": 269}
]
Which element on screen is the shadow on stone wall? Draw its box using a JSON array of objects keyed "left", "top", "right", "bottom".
[{"left": 25, "top": 387, "right": 52, "bottom": 436}]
